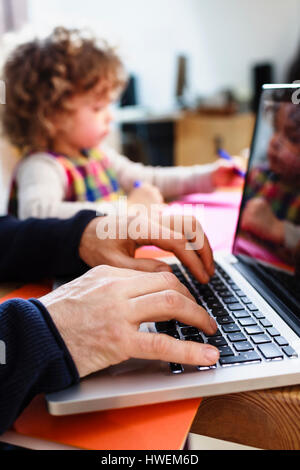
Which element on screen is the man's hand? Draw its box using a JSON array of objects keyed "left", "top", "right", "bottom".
[
  {"left": 79, "top": 213, "right": 215, "bottom": 284},
  {"left": 41, "top": 265, "right": 219, "bottom": 378}
]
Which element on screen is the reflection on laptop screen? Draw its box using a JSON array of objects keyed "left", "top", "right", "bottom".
[{"left": 233, "top": 85, "right": 300, "bottom": 283}]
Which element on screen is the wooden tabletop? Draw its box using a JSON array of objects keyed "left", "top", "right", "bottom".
[
  {"left": 1, "top": 282, "right": 300, "bottom": 450},
  {"left": 191, "top": 386, "right": 300, "bottom": 450}
]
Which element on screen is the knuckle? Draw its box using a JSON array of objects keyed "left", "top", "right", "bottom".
[
  {"left": 183, "top": 343, "right": 198, "bottom": 364},
  {"left": 164, "top": 289, "right": 181, "bottom": 308},
  {"left": 160, "top": 271, "right": 178, "bottom": 288},
  {"left": 92, "top": 264, "right": 113, "bottom": 276},
  {"left": 150, "top": 333, "right": 169, "bottom": 356}
]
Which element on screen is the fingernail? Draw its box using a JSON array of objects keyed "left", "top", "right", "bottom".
[{"left": 204, "top": 347, "right": 219, "bottom": 363}]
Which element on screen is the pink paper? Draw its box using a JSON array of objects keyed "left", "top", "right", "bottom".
[{"left": 163, "top": 192, "right": 241, "bottom": 252}]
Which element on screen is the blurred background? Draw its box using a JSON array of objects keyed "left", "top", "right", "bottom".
[{"left": 0, "top": 0, "right": 300, "bottom": 211}]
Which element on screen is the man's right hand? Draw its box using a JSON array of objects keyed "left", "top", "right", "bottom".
[{"left": 41, "top": 265, "right": 219, "bottom": 378}]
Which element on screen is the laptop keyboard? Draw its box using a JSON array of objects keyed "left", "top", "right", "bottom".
[{"left": 155, "top": 263, "right": 298, "bottom": 374}]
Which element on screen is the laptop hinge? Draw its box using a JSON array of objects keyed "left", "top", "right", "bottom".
[{"left": 234, "top": 258, "right": 300, "bottom": 337}]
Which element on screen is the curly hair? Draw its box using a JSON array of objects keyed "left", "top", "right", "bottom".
[{"left": 1, "top": 27, "right": 127, "bottom": 153}]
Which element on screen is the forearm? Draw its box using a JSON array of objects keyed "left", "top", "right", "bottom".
[
  {"left": 0, "top": 211, "right": 97, "bottom": 282},
  {"left": 106, "top": 147, "right": 217, "bottom": 198},
  {"left": 0, "top": 299, "right": 79, "bottom": 433}
]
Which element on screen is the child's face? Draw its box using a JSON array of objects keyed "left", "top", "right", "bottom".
[
  {"left": 53, "top": 88, "right": 114, "bottom": 151},
  {"left": 267, "top": 103, "right": 300, "bottom": 184}
]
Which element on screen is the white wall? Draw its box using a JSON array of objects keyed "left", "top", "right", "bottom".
[{"left": 21, "top": 0, "right": 300, "bottom": 110}]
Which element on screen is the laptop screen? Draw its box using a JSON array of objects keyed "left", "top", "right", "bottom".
[{"left": 233, "top": 85, "right": 300, "bottom": 292}]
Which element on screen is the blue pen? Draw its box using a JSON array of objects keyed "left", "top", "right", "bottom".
[
  {"left": 217, "top": 148, "right": 246, "bottom": 178},
  {"left": 134, "top": 181, "right": 142, "bottom": 188}
]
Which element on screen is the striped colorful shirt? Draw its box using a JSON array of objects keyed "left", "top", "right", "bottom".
[
  {"left": 244, "top": 165, "right": 300, "bottom": 224},
  {"left": 9, "top": 148, "right": 124, "bottom": 216}
]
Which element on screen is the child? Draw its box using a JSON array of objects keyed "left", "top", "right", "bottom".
[
  {"left": 241, "top": 100, "right": 300, "bottom": 263},
  {"left": 2, "top": 27, "right": 241, "bottom": 220}
]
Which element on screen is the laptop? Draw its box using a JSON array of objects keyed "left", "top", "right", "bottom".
[{"left": 47, "top": 84, "right": 300, "bottom": 416}]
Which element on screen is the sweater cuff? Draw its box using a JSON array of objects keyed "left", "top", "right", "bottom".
[
  {"left": 29, "top": 299, "right": 80, "bottom": 384},
  {"left": 55, "top": 210, "right": 98, "bottom": 277}
]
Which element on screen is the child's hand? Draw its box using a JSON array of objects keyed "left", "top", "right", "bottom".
[
  {"left": 241, "top": 197, "right": 285, "bottom": 244},
  {"left": 212, "top": 160, "right": 244, "bottom": 188},
  {"left": 127, "top": 183, "right": 165, "bottom": 210}
]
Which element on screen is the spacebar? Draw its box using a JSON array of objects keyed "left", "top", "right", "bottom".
[{"left": 220, "top": 351, "right": 261, "bottom": 366}]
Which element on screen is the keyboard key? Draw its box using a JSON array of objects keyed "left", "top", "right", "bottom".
[
  {"left": 165, "top": 331, "right": 180, "bottom": 339},
  {"left": 211, "top": 307, "right": 229, "bottom": 317},
  {"left": 235, "top": 290, "right": 245, "bottom": 297},
  {"left": 227, "top": 332, "right": 247, "bottom": 342},
  {"left": 227, "top": 303, "right": 245, "bottom": 311},
  {"left": 155, "top": 321, "right": 176, "bottom": 332},
  {"left": 208, "top": 336, "right": 228, "bottom": 347},
  {"left": 218, "top": 345, "right": 234, "bottom": 357},
  {"left": 257, "top": 343, "right": 284, "bottom": 360},
  {"left": 184, "top": 335, "right": 204, "bottom": 343},
  {"left": 253, "top": 311, "right": 265, "bottom": 320},
  {"left": 274, "top": 336, "right": 289, "bottom": 347},
  {"left": 244, "top": 325, "right": 264, "bottom": 335},
  {"left": 222, "top": 324, "right": 241, "bottom": 333},
  {"left": 247, "top": 304, "right": 259, "bottom": 311},
  {"left": 229, "top": 284, "right": 240, "bottom": 292},
  {"left": 218, "top": 290, "right": 232, "bottom": 297},
  {"left": 232, "top": 310, "right": 251, "bottom": 319},
  {"left": 240, "top": 296, "right": 252, "bottom": 304},
  {"left": 223, "top": 296, "right": 239, "bottom": 304},
  {"left": 251, "top": 334, "right": 271, "bottom": 345},
  {"left": 267, "top": 327, "right": 280, "bottom": 337},
  {"left": 180, "top": 326, "right": 199, "bottom": 336},
  {"left": 234, "top": 341, "right": 254, "bottom": 352},
  {"left": 206, "top": 300, "right": 223, "bottom": 309},
  {"left": 217, "top": 316, "right": 235, "bottom": 325},
  {"left": 197, "top": 364, "right": 217, "bottom": 371},
  {"left": 169, "top": 363, "right": 184, "bottom": 374},
  {"left": 238, "top": 318, "right": 257, "bottom": 327},
  {"left": 259, "top": 318, "right": 273, "bottom": 328},
  {"left": 282, "top": 346, "right": 298, "bottom": 358},
  {"left": 220, "top": 351, "right": 261, "bottom": 366}
]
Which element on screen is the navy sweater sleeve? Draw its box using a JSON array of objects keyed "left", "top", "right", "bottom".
[
  {"left": 0, "top": 298, "right": 79, "bottom": 434},
  {"left": 0, "top": 211, "right": 97, "bottom": 282}
]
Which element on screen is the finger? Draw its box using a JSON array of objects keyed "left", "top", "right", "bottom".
[
  {"left": 136, "top": 217, "right": 213, "bottom": 283},
  {"left": 195, "top": 234, "right": 215, "bottom": 277},
  {"left": 128, "top": 290, "right": 217, "bottom": 334},
  {"left": 130, "top": 331, "right": 220, "bottom": 366},
  {"left": 178, "top": 216, "right": 215, "bottom": 277},
  {"left": 106, "top": 270, "right": 196, "bottom": 302},
  {"left": 116, "top": 254, "right": 173, "bottom": 274},
  {"left": 166, "top": 238, "right": 212, "bottom": 284}
]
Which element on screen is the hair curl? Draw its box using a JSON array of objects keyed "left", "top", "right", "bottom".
[{"left": 1, "top": 27, "right": 127, "bottom": 153}]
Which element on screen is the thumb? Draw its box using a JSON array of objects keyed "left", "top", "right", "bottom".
[{"left": 119, "top": 255, "right": 172, "bottom": 273}]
